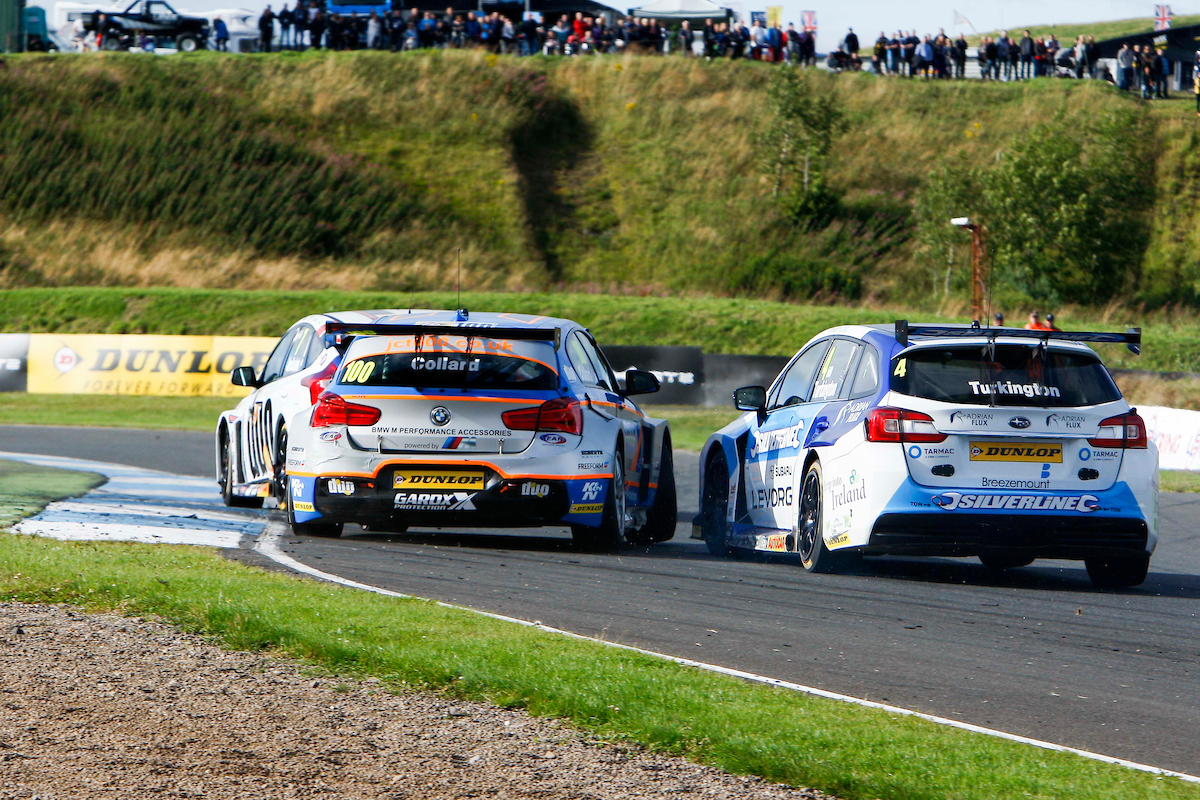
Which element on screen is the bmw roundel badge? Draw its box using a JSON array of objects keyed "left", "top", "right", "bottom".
[
  {"left": 1008, "top": 416, "right": 1031, "bottom": 429},
  {"left": 430, "top": 406, "right": 452, "bottom": 426}
]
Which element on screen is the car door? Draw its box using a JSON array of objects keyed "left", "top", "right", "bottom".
[
  {"left": 584, "top": 334, "right": 648, "bottom": 505},
  {"left": 566, "top": 332, "right": 642, "bottom": 504},
  {"left": 745, "top": 340, "right": 829, "bottom": 530},
  {"left": 804, "top": 338, "right": 865, "bottom": 448},
  {"left": 242, "top": 327, "right": 296, "bottom": 481}
]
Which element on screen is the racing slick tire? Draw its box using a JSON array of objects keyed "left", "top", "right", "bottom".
[
  {"left": 796, "top": 461, "right": 851, "bottom": 574},
  {"left": 627, "top": 436, "right": 677, "bottom": 546},
  {"left": 979, "top": 551, "right": 1035, "bottom": 571},
  {"left": 176, "top": 33, "right": 200, "bottom": 52},
  {"left": 699, "top": 451, "right": 734, "bottom": 557},
  {"left": 220, "top": 434, "right": 263, "bottom": 509},
  {"left": 286, "top": 476, "right": 343, "bottom": 539},
  {"left": 1085, "top": 552, "right": 1149, "bottom": 589},
  {"left": 572, "top": 443, "right": 625, "bottom": 552},
  {"left": 272, "top": 427, "right": 289, "bottom": 503}
]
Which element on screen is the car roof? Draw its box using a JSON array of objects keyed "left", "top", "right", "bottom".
[
  {"left": 291, "top": 309, "right": 579, "bottom": 331},
  {"left": 861, "top": 323, "right": 1097, "bottom": 353}
]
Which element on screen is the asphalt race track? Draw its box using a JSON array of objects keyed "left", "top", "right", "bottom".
[{"left": 2, "top": 424, "right": 1198, "bottom": 774}]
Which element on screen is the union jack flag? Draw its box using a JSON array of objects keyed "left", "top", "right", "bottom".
[
  {"left": 1155, "top": 4, "right": 1173, "bottom": 31},
  {"left": 801, "top": 10, "right": 816, "bottom": 32}
]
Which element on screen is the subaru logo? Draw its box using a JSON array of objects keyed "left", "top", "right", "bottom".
[
  {"left": 1008, "top": 416, "right": 1031, "bottom": 429},
  {"left": 430, "top": 406, "right": 452, "bottom": 426}
]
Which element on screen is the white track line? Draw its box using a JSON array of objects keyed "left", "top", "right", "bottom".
[{"left": 254, "top": 520, "right": 1200, "bottom": 784}]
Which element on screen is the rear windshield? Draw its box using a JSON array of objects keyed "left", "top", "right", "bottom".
[
  {"left": 890, "top": 345, "right": 1121, "bottom": 407},
  {"left": 337, "top": 352, "right": 557, "bottom": 390}
]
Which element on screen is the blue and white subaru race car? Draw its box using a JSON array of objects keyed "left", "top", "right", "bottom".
[
  {"left": 694, "top": 321, "right": 1157, "bottom": 588},
  {"left": 281, "top": 310, "right": 676, "bottom": 550}
]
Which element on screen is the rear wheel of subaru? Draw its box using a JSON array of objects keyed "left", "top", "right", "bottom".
[
  {"left": 572, "top": 444, "right": 624, "bottom": 552},
  {"left": 286, "top": 476, "right": 343, "bottom": 538},
  {"left": 1085, "top": 553, "right": 1149, "bottom": 589},
  {"left": 796, "top": 461, "right": 846, "bottom": 574}
]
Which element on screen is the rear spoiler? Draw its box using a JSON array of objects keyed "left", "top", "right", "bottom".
[
  {"left": 894, "top": 320, "right": 1142, "bottom": 355},
  {"left": 322, "top": 321, "right": 561, "bottom": 350}
]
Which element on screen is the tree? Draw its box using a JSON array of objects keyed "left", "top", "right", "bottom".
[{"left": 758, "top": 69, "right": 842, "bottom": 226}]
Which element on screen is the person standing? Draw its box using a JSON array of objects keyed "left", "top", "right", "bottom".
[
  {"left": 953, "top": 32, "right": 967, "bottom": 79},
  {"left": 1116, "top": 43, "right": 1134, "bottom": 91},
  {"left": 1141, "top": 45, "right": 1155, "bottom": 98},
  {"left": 1074, "top": 35, "right": 1087, "bottom": 79},
  {"left": 997, "top": 32, "right": 1010, "bottom": 80},
  {"left": 278, "top": 4, "right": 292, "bottom": 48},
  {"left": 258, "top": 4, "right": 275, "bottom": 52},
  {"left": 986, "top": 35, "right": 999, "bottom": 79},
  {"left": 367, "top": 10, "right": 380, "bottom": 49},
  {"left": 294, "top": 3, "right": 308, "bottom": 49},
  {"left": 213, "top": 14, "right": 229, "bottom": 51},
  {"left": 1155, "top": 48, "right": 1170, "bottom": 97},
  {"left": 1019, "top": 29, "right": 1033, "bottom": 79},
  {"left": 844, "top": 26, "right": 858, "bottom": 57},
  {"left": 309, "top": 7, "right": 325, "bottom": 48},
  {"left": 873, "top": 31, "right": 888, "bottom": 74}
]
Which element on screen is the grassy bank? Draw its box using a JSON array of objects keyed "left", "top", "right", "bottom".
[
  {"left": 0, "top": 51, "right": 1186, "bottom": 308},
  {"left": 0, "top": 461, "right": 1195, "bottom": 799},
  {"left": 2, "top": 286, "right": 1198, "bottom": 372}
]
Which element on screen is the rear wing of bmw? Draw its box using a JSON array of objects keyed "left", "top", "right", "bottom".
[
  {"left": 323, "top": 321, "right": 561, "bottom": 350},
  {"left": 894, "top": 320, "right": 1142, "bottom": 355}
]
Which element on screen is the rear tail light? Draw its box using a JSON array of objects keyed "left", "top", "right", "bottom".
[
  {"left": 1088, "top": 411, "right": 1147, "bottom": 449},
  {"left": 300, "top": 359, "right": 340, "bottom": 405},
  {"left": 501, "top": 397, "right": 584, "bottom": 436},
  {"left": 310, "top": 393, "right": 382, "bottom": 428},
  {"left": 865, "top": 408, "right": 947, "bottom": 444}
]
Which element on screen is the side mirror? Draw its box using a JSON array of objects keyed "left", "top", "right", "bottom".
[
  {"left": 621, "top": 369, "right": 660, "bottom": 397},
  {"left": 230, "top": 365, "right": 260, "bottom": 388},
  {"left": 733, "top": 385, "right": 767, "bottom": 411}
]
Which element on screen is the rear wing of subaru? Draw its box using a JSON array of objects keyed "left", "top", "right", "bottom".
[
  {"left": 323, "top": 321, "right": 561, "bottom": 350},
  {"left": 894, "top": 320, "right": 1142, "bottom": 355}
]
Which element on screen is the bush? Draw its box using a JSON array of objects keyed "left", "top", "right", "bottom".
[{"left": 728, "top": 254, "right": 861, "bottom": 300}]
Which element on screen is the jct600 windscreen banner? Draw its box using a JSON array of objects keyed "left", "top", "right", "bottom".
[{"left": 24, "top": 334, "right": 279, "bottom": 397}]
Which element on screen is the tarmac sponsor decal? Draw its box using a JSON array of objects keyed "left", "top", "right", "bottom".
[
  {"left": 909, "top": 445, "right": 955, "bottom": 459},
  {"left": 569, "top": 503, "right": 603, "bottom": 514},
  {"left": 393, "top": 491, "right": 477, "bottom": 511},
  {"left": 969, "top": 441, "right": 1063, "bottom": 463},
  {"left": 933, "top": 492, "right": 1099, "bottom": 513},
  {"left": 749, "top": 423, "right": 805, "bottom": 458},
  {"left": 393, "top": 470, "right": 485, "bottom": 490},
  {"left": 969, "top": 381, "right": 1062, "bottom": 399}
]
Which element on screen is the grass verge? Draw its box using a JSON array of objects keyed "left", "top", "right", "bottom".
[
  {"left": 1, "top": 458, "right": 1199, "bottom": 799},
  {"left": 1159, "top": 471, "right": 1200, "bottom": 493},
  {"left": 0, "top": 459, "right": 104, "bottom": 528}
]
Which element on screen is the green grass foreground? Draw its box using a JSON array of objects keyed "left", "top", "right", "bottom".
[
  {"left": 0, "top": 534, "right": 1194, "bottom": 797},
  {"left": 0, "top": 459, "right": 103, "bottom": 528}
]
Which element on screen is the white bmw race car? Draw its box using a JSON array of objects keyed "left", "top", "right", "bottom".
[
  {"left": 694, "top": 321, "right": 1158, "bottom": 588},
  {"left": 218, "top": 309, "right": 677, "bottom": 550}
]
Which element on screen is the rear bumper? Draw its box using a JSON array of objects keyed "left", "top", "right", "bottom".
[{"left": 867, "top": 513, "right": 1149, "bottom": 558}]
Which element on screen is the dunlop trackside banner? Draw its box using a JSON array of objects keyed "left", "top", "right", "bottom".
[{"left": 13, "top": 334, "right": 279, "bottom": 397}]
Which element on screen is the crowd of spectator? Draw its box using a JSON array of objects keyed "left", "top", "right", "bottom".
[
  {"left": 238, "top": 3, "right": 1179, "bottom": 97},
  {"left": 250, "top": 3, "right": 824, "bottom": 59}
]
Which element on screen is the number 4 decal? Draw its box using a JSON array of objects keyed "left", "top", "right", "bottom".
[{"left": 893, "top": 358, "right": 907, "bottom": 378}]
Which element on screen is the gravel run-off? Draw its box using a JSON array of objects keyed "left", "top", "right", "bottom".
[{"left": 0, "top": 602, "right": 841, "bottom": 800}]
